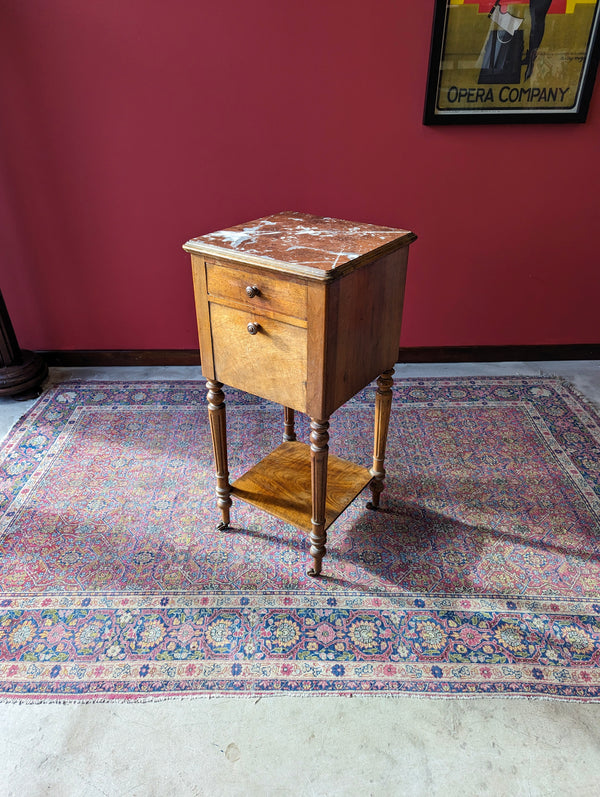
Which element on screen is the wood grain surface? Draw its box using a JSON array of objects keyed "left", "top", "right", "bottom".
[{"left": 231, "top": 441, "right": 372, "bottom": 533}]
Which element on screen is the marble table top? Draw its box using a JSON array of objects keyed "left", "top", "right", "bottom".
[{"left": 183, "top": 212, "right": 416, "bottom": 280}]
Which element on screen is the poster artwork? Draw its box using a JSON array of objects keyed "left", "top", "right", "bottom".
[{"left": 426, "top": 0, "right": 600, "bottom": 120}]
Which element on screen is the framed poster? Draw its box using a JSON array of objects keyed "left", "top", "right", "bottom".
[{"left": 424, "top": 0, "right": 600, "bottom": 123}]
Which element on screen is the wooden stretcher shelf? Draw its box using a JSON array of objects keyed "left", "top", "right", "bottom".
[{"left": 231, "top": 441, "right": 373, "bottom": 533}]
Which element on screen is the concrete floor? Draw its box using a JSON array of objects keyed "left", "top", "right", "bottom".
[{"left": 1, "top": 362, "right": 599, "bottom": 797}]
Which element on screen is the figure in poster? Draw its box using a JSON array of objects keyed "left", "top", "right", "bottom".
[
  {"left": 478, "top": 2, "right": 524, "bottom": 84},
  {"left": 479, "top": 0, "right": 553, "bottom": 83},
  {"left": 525, "top": 0, "right": 553, "bottom": 79}
]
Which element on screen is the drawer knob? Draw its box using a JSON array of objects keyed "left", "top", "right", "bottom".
[
  {"left": 247, "top": 322, "right": 260, "bottom": 335},
  {"left": 246, "top": 285, "right": 261, "bottom": 298}
]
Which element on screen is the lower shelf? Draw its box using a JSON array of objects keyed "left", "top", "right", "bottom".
[{"left": 231, "top": 441, "right": 373, "bottom": 533}]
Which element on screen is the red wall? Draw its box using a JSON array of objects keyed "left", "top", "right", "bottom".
[{"left": 1, "top": 0, "right": 599, "bottom": 351}]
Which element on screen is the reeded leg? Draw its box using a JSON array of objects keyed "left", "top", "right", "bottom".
[
  {"left": 367, "top": 368, "right": 394, "bottom": 510},
  {"left": 283, "top": 406, "right": 297, "bottom": 442},
  {"left": 308, "top": 418, "right": 329, "bottom": 577},
  {"left": 206, "top": 380, "right": 232, "bottom": 530}
]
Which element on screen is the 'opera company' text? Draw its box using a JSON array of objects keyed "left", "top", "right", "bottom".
[{"left": 445, "top": 85, "right": 570, "bottom": 104}]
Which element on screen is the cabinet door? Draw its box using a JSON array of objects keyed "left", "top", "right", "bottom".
[{"left": 209, "top": 303, "right": 308, "bottom": 412}]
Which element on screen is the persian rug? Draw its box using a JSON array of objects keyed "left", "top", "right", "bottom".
[{"left": 1, "top": 377, "right": 600, "bottom": 702}]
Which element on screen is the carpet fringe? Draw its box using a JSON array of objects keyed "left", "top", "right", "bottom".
[{"left": 1, "top": 690, "right": 600, "bottom": 706}]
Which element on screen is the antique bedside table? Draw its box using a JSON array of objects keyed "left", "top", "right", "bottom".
[{"left": 183, "top": 212, "right": 416, "bottom": 577}]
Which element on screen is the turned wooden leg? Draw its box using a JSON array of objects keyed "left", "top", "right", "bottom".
[
  {"left": 308, "top": 418, "right": 329, "bottom": 577},
  {"left": 283, "top": 406, "right": 297, "bottom": 442},
  {"left": 367, "top": 368, "right": 394, "bottom": 510},
  {"left": 206, "top": 380, "right": 232, "bottom": 530}
]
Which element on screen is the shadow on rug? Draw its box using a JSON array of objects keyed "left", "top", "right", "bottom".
[{"left": 1, "top": 377, "right": 599, "bottom": 701}]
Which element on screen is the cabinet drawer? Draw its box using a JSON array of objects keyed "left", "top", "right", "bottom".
[
  {"left": 209, "top": 303, "right": 307, "bottom": 412},
  {"left": 206, "top": 261, "right": 307, "bottom": 320}
]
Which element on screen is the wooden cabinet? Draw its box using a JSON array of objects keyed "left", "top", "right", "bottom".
[{"left": 184, "top": 212, "right": 415, "bottom": 576}]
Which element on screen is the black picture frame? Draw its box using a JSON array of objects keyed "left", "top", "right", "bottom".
[{"left": 424, "top": 0, "right": 600, "bottom": 124}]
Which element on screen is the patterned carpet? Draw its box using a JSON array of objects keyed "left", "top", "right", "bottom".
[{"left": 1, "top": 377, "right": 599, "bottom": 701}]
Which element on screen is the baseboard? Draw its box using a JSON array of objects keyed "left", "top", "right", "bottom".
[
  {"left": 397, "top": 344, "right": 600, "bottom": 363},
  {"left": 39, "top": 345, "right": 600, "bottom": 368},
  {"left": 41, "top": 349, "right": 201, "bottom": 367}
]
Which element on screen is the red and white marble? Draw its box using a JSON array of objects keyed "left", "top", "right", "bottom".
[{"left": 184, "top": 212, "right": 415, "bottom": 277}]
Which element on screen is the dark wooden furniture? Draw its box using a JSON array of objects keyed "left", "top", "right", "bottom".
[
  {"left": 184, "top": 212, "right": 416, "bottom": 576},
  {"left": 0, "top": 290, "right": 47, "bottom": 400}
]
